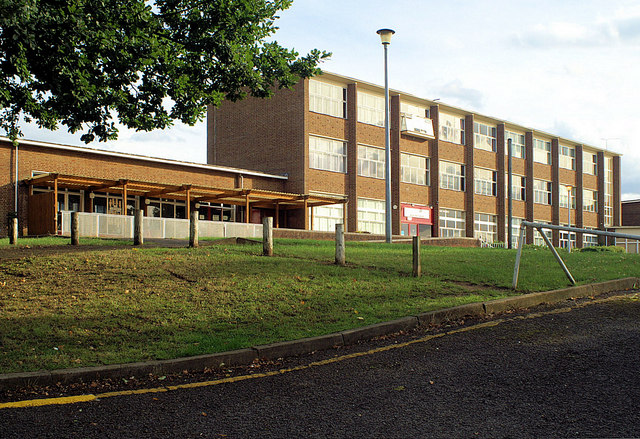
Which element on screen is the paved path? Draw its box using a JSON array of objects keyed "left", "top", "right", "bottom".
[{"left": 2, "top": 295, "right": 640, "bottom": 438}]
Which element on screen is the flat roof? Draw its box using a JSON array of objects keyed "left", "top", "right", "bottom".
[{"left": 1, "top": 136, "right": 288, "bottom": 180}]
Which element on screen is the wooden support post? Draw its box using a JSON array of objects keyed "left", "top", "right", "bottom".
[
  {"left": 134, "top": 209, "right": 144, "bottom": 246},
  {"left": 335, "top": 223, "right": 345, "bottom": 266},
  {"left": 304, "top": 198, "right": 309, "bottom": 230},
  {"left": 309, "top": 204, "right": 314, "bottom": 231},
  {"left": 275, "top": 203, "right": 280, "bottom": 228},
  {"left": 412, "top": 235, "right": 421, "bottom": 277},
  {"left": 71, "top": 212, "right": 80, "bottom": 246},
  {"left": 189, "top": 211, "right": 199, "bottom": 248},
  {"left": 9, "top": 217, "right": 17, "bottom": 245},
  {"left": 263, "top": 217, "right": 273, "bottom": 256},
  {"left": 186, "top": 188, "right": 191, "bottom": 220},
  {"left": 122, "top": 184, "right": 128, "bottom": 215},
  {"left": 245, "top": 194, "right": 250, "bottom": 223},
  {"left": 53, "top": 177, "right": 59, "bottom": 234}
]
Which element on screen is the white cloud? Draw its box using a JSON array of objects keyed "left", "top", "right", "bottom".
[{"left": 433, "top": 80, "right": 484, "bottom": 111}]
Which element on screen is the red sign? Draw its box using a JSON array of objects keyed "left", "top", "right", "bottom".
[{"left": 401, "top": 203, "right": 432, "bottom": 225}]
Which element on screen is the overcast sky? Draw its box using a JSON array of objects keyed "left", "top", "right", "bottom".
[{"left": 19, "top": 0, "right": 640, "bottom": 199}]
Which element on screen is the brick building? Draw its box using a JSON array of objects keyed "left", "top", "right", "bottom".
[
  {"left": 208, "top": 71, "right": 622, "bottom": 247},
  {"left": 1, "top": 138, "right": 344, "bottom": 237}
]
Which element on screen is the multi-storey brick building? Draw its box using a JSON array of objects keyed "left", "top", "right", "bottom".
[{"left": 208, "top": 71, "right": 622, "bottom": 247}]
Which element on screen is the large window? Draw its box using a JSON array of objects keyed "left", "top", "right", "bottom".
[
  {"left": 439, "top": 113, "right": 465, "bottom": 145},
  {"left": 505, "top": 131, "right": 525, "bottom": 159},
  {"left": 604, "top": 156, "right": 613, "bottom": 226},
  {"left": 401, "top": 102, "right": 428, "bottom": 118},
  {"left": 583, "top": 151, "right": 597, "bottom": 175},
  {"left": 309, "top": 136, "right": 346, "bottom": 173},
  {"left": 474, "top": 213, "right": 497, "bottom": 243},
  {"left": 559, "top": 229, "right": 577, "bottom": 250},
  {"left": 440, "top": 161, "right": 465, "bottom": 191},
  {"left": 533, "top": 139, "right": 551, "bottom": 164},
  {"left": 357, "top": 198, "right": 385, "bottom": 234},
  {"left": 533, "top": 179, "right": 552, "bottom": 205},
  {"left": 559, "top": 145, "right": 576, "bottom": 170},
  {"left": 474, "top": 122, "right": 496, "bottom": 152},
  {"left": 474, "top": 168, "right": 497, "bottom": 196},
  {"left": 357, "top": 91, "right": 385, "bottom": 127},
  {"left": 583, "top": 189, "right": 598, "bottom": 212},
  {"left": 505, "top": 217, "right": 525, "bottom": 248},
  {"left": 533, "top": 222, "right": 552, "bottom": 246},
  {"left": 401, "top": 154, "right": 429, "bottom": 186},
  {"left": 358, "top": 145, "right": 385, "bottom": 179},
  {"left": 505, "top": 174, "right": 526, "bottom": 201},
  {"left": 583, "top": 231, "right": 599, "bottom": 247},
  {"left": 559, "top": 185, "right": 576, "bottom": 209},
  {"left": 439, "top": 208, "right": 465, "bottom": 237},
  {"left": 309, "top": 80, "right": 346, "bottom": 118},
  {"left": 311, "top": 204, "right": 344, "bottom": 232}
]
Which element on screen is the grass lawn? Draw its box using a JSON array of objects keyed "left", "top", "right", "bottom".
[{"left": 0, "top": 238, "right": 638, "bottom": 373}]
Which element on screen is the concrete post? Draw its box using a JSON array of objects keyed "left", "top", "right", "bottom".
[
  {"left": 71, "top": 212, "right": 80, "bottom": 246},
  {"left": 134, "top": 209, "right": 143, "bottom": 246},
  {"left": 263, "top": 217, "right": 273, "bottom": 256},
  {"left": 189, "top": 211, "right": 199, "bottom": 248},
  {"left": 9, "top": 217, "right": 18, "bottom": 245},
  {"left": 412, "top": 235, "right": 421, "bottom": 277},
  {"left": 335, "top": 223, "right": 345, "bottom": 266}
]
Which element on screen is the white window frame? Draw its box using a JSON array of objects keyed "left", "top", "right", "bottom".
[
  {"left": 474, "top": 168, "right": 497, "bottom": 196},
  {"left": 533, "top": 139, "right": 551, "bottom": 165},
  {"left": 311, "top": 204, "right": 344, "bottom": 232},
  {"left": 505, "top": 217, "right": 525, "bottom": 248},
  {"left": 358, "top": 144, "right": 385, "bottom": 179},
  {"left": 357, "top": 91, "right": 385, "bottom": 127},
  {"left": 559, "top": 145, "right": 576, "bottom": 170},
  {"left": 309, "top": 135, "right": 347, "bottom": 173},
  {"left": 309, "top": 80, "right": 346, "bottom": 118},
  {"left": 559, "top": 185, "right": 576, "bottom": 209},
  {"left": 439, "top": 113, "right": 465, "bottom": 145},
  {"left": 401, "top": 153, "right": 429, "bottom": 186},
  {"left": 439, "top": 208, "right": 465, "bottom": 238},
  {"left": 604, "top": 156, "right": 613, "bottom": 227},
  {"left": 474, "top": 213, "right": 497, "bottom": 243},
  {"left": 533, "top": 179, "right": 552, "bottom": 205},
  {"left": 505, "top": 174, "right": 526, "bottom": 201},
  {"left": 583, "top": 151, "right": 597, "bottom": 175},
  {"left": 583, "top": 189, "right": 598, "bottom": 213},
  {"left": 357, "top": 198, "right": 385, "bottom": 234},
  {"left": 533, "top": 222, "right": 552, "bottom": 246},
  {"left": 583, "top": 231, "right": 599, "bottom": 248},
  {"left": 474, "top": 122, "right": 497, "bottom": 152},
  {"left": 440, "top": 161, "right": 465, "bottom": 191},
  {"left": 505, "top": 131, "right": 525, "bottom": 159},
  {"left": 559, "top": 229, "right": 577, "bottom": 250}
]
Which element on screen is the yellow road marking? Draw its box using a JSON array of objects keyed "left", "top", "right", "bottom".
[{"left": 1, "top": 293, "right": 635, "bottom": 410}]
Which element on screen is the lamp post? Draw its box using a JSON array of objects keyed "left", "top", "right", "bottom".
[{"left": 377, "top": 28, "right": 395, "bottom": 243}]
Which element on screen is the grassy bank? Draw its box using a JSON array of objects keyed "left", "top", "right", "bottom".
[{"left": 0, "top": 238, "right": 638, "bottom": 373}]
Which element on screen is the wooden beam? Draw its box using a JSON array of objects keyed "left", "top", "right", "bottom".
[
  {"left": 194, "top": 189, "right": 250, "bottom": 203},
  {"left": 245, "top": 193, "right": 250, "bottom": 223},
  {"left": 145, "top": 184, "right": 191, "bottom": 199},
  {"left": 87, "top": 179, "right": 121, "bottom": 192},
  {"left": 122, "top": 183, "right": 128, "bottom": 215},
  {"left": 28, "top": 173, "right": 59, "bottom": 186}
]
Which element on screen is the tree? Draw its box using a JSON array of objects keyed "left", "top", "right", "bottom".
[{"left": 0, "top": 0, "right": 328, "bottom": 143}]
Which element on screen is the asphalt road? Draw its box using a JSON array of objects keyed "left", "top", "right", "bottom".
[{"left": 2, "top": 295, "right": 640, "bottom": 438}]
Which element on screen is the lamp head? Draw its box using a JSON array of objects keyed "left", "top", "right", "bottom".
[{"left": 377, "top": 28, "right": 395, "bottom": 45}]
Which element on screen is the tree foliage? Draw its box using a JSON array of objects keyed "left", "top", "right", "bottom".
[{"left": 0, "top": 0, "right": 328, "bottom": 142}]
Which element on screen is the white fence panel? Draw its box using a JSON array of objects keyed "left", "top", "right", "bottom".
[
  {"left": 224, "top": 222, "right": 263, "bottom": 238},
  {"left": 163, "top": 218, "right": 190, "bottom": 240},
  {"left": 199, "top": 221, "right": 225, "bottom": 238},
  {"left": 98, "top": 214, "right": 133, "bottom": 238},
  {"left": 143, "top": 217, "right": 165, "bottom": 239}
]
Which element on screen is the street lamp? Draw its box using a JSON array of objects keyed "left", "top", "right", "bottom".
[{"left": 377, "top": 28, "right": 395, "bottom": 243}]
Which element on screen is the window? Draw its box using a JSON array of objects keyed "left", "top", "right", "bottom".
[
  {"left": 474, "top": 213, "right": 497, "bottom": 243},
  {"left": 559, "top": 185, "right": 576, "bottom": 209},
  {"left": 357, "top": 91, "right": 385, "bottom": 127},
  {"left": 559, "top": 229, "right": 577, "bottom": 249},
  {"left": 505, "top": 217, "right": 525, "bottom": 248},
  {"left": 505, "top": 174, "right": 526, "bottom": 201},
  {"left": 533, "top": 179, "right": 552, "bottom": 205},
  {"left": 357, "top": 198, "right": 385, "bottom": 234},
  {"left": 583, "top": 189, "right": 598, "bottom": 212},
  {"left": 358, "top": 145, "right": 385, "bottom": 179},
  {"left": 311, "top": 204, "right": 344, "bottom": 232},
  {"left": 533, "top": 139, "right": 551, "bottom": 164},
  {"left": 474, "top": 168, "right": 497, "bottom": 196},
  {"left": 604, "top": 156, "right": 613, "bottom": 227},
  {"left": 474, "top": 122, "right": 497, "bottom": 152},
  {"left": 505, "top": 131, "right": 525, "bottom": 159},
  {"left": 583, "top": 151, "right": 597, "bottom": 175},
  {"left": 439, "top": 208, "right": 465, "bottom": 237},
  {"left": 309, "top": 80, "right": 346, "bottom": 118},
  {"left": 583, "top": 231, "right": 599, "bottom": 248},
  {"left": 439, "top": 113, "right": 465, "bottom": 145},
  {"left": 439, "top": 161, "right": 465, "bottom": 191},
  {"left": 401, "top": 154, "right": 429, "bottom": 185},
  {"left": 309, "top": 136, "right": 346, "bottom": 173},
  {"left": 559, "top": 145, "right": 576, "bottom": 170},
  {"left": 400, "top": 102, "right": 428, "bottom": 118},
  {"left": 533, "top": 222, "right": 552, "bottom": 246}
]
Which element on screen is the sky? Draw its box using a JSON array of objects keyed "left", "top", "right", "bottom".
[{"left": 17, "top": 0, "right": 640, "bottom": 199}]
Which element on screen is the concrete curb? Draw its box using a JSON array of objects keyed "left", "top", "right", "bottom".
[{"left": 1, "top": 277, "right": 638, "bottom": 391}]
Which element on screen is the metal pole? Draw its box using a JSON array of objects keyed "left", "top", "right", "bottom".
[
  {"left": 507, "top": 138, "right": 513, "bottom": 249},
  {"left": 567, "top": 188, "right": 572, "bottom": 252},
  {"left": 14, "top": 142, "right": 18, "bottom": 215},
  {"left": 538, "top": 227, "right": 576, "bottom": 285},
  {"left": 512, "top": 223, "right": 526, "bottom": 289},
  {"left": 383, "top": 41, "right": 392, "bottom": 243}
]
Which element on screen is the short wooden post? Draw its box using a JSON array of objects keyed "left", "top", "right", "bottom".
[
  {"left": 134, "top": 209, "right": 143, "bottom": 246},
  {"left": 9, "top": 217, "right": 18, "bottom": 245},
  {"left": 335, "top": 223, "right": 345, "bottom": 266},
  {"left": 412, "top": 235, "right": 421, "bottom": 277},
  {"left": 263, "top": 217, "right": 273, "bottom": 256},
  {"left": 71, "top": 212, "right": 80, "bottom": 246},
  {"left": 189, "top": 211, "right": 199, "bottom": 248}
]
